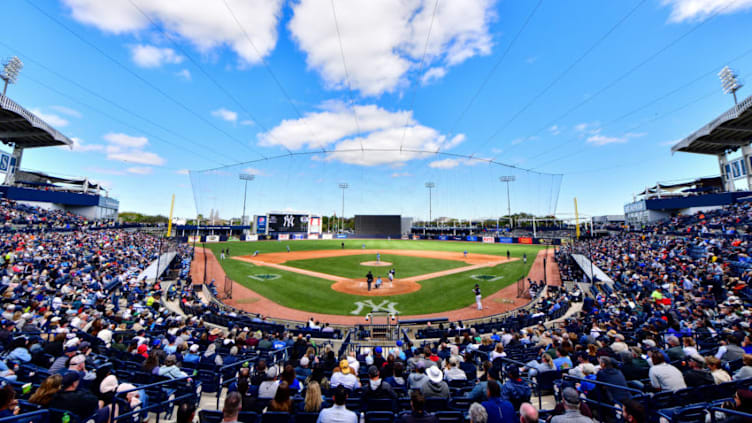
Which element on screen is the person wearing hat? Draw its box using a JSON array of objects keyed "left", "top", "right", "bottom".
[
  {"left": 258, "top": 365, "right": 280, "bottom": 399},
  {"left": 500, "top": 365, "right": 530, "bottom": 410},
  {"left": 183, "top": 344, "right": 201, "bottom": 364},
  {"left": 682, "top": 354, "right": 714, "bottom": 387},
  {"left": 420, "top": 366, "right": 449, "bottom": 399},
  {"left": 480, "top": 377, "right": 515, "bottom": 423},
  {"left": 47, "top": 372, "right": 100, "bottom": 420},
  {"left": 444, "top": 356, "right": 467, "bottom": 382},
  {"left": 331, "top": 359, "right": 359, "bottom": 390},
  {"left": 551, "top": 388, "right": 593, "bottom": 423},
  {"left": 362, "top": 365, "right": 397, "bottom": 408},
  {"left": 408, "top": 360, "right": 428, "bottom": 391},
  {"left": 295, "top": 356, "right": 312, "bottom": 380}
]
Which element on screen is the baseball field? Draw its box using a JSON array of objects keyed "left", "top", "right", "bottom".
[{"left": 203, "top": 239, "right": 544, "bottom": 316}]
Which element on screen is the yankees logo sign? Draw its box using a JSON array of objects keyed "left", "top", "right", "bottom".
[{"left": 283, "top": 215, "right": 295, "bottom": 227}]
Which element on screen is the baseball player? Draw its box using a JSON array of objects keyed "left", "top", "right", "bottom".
[
  {"left": 376, "top": 252, "right": 381, "bottom": 263},
  {"left": 286, "top": 245, "right": 290, "bottom": 253},
  {"left": 473, "top": 284, "right": 482, "bottom": 310}
]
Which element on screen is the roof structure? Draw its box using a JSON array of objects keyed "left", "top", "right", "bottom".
[
  {"left": 0, "top": 95, "right": 73, "bottom": 148},
  {"left": 672, "top": 94, "right": 752, "bottom": 155}
]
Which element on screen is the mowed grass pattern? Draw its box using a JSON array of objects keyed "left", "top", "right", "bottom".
[
  {"left": 206, "top": 240, "right": 542, "bottom": 315},
  {"left": 284, "top": 254, "right": 467, "bottom": 279}
]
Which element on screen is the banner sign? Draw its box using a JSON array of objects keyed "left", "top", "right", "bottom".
[
  {"left": 0, "top": 153, "right": 9, "bottom": 173},
  {"left": 188, "top": 235, "right": 200, "bottom": 243},
  {"left": 268, "top": 214, "right": 308, "bottom": 233},
  {"left": 498, "top": 237, "right": 515, "bottom": 244},
  {"left": 412, "top": 235, "right": 421, "bottom": 240},
  {"left": 292, "top": 233, "right": 306, "bottom": 240},
  {"left": 308, "top": 216, "right": 321, "bottom": 234},
  {"left": 482, "top": 236, "right": 495, "bottom": 244},
  {"left": 308, "top": 233, "right": 319, "bottom": 240},
  {"left": 205, "top": 235, "right": 220, "bottom": 243},
  {"left": 336, "top": 234, "right": 348, "bottom": 239},
  {"left": 322, "top": 233, "right": 334, "bottom": 240},
  {"left": 518, "top": 237, "right": 533, "bottom": 244},
  {"left": 438, "top": 235, "right": 448, "bottom": 240},
  {"left": 466, "top": 235, "right": 479, "bottom": 242},
  {"left": 255, "top": 215, "right": 267, "bottom": 234},
  {"left": 401, "top": 235, "right": 409, "bottom": 240},
  {"left": 245, "top": 234, "right": 258, "bottom": 241},
  {"left": 278, "top": 233, "right": 290, "bottom": 240}
]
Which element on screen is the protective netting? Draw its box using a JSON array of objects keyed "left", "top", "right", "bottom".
[{"left": 189, "top": 150, "right": 563, "bottom": 224}]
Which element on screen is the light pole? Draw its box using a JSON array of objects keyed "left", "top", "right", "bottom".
[
  {"left": 239, "top": 174, "right": 254, "bottom": 229},
  {"left": 719, "top": 66, "right": 743, "bottom": 105},
  {"left": 1, "top": 57, "right": 23, "bottom": 96},
  {"left": 499, "top": 176, "right": 515, "bottom": 229},
  {"left": 425, "top": 182, "right": 435, "bottom": 229},
  {"left": 339, "top": 183, "right": 349, "bottom": 233}
]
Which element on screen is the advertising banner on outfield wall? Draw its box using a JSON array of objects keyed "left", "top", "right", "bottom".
[
  {"left": 308, "top": 234, "right": 319, "bottom": 240},
  {"left": 278, "top": 234, "right": 290, "bottom": 240},
  {"left": 518, "top": 237, "right": 533, "bottom": 244},
  {"left": 535, "top": 238, "right": 562, "bottom": 245},
  {"left": 322, "top": 233, "right": 333, "bottom": 240},
  {"left": 466, "top": 235, "right": 479, "bottom": 242},
  {"left": 293, "top": 234, "right": 305, "bottom": 240},
  {"left": 438, "top": 235, "right": 448, "bottom": 240},
  {"left": 205, "top": 235, "right": 220, "bottom": 243},
  {"left": 482, "top": 236, "right": 495, "bottom": 244},
  {"left": 412, "top": 235, "right": 421, "bottom": 240},
  {"left": 244, "top": 234, "right": 258, "bottom": 241},
  {"left": 188, "top": 236, "right": 200, "bottom": 243},
  {"left": 497, "top": 237, "right": 515, "bottom": 244}
]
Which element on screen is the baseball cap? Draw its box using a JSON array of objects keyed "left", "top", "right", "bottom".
[
  {"left": 61, "top": 372, "right": 80, "bottom": 388},
  {"left": 70, "top": 355, "right": 86, "bottom": 366},
  {"left": 374, "top": 346, "right": 382, "bottom": 354},
  {"left": 368, "top": 365, "right": 379, "bottom": 378},
  {"left": 266, "top": 366, "right": 278, "bottom": 379},
  {"left": 562, "top": 387, "right": 580, "bottom": 406}
]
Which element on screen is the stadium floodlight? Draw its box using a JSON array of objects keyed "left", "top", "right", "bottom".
[
  {"left": 499, "top": 176, "right": 515, "bottom": 228},
  {"left": 425, "top": 182, "right": 435, "bottom": 227},
  {"left": 1, "top": 56, "right": 23, "bottom": 96},
  {"left": 239, "top": 174, "right": 255, "bottom": 227},
  {"left": 719, "top": 66, "right": 743, "bottom": 105},
  {"left": 338, "top": 183, "right": 349, "bottom": 233}
]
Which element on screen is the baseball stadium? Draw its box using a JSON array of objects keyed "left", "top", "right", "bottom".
[{"left": 2, "top": 1, "right": 752, "bottom": 423}]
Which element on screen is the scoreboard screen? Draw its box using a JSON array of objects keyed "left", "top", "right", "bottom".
[{"left": 267, "top": 214, "right": 308, "bottom": 232}]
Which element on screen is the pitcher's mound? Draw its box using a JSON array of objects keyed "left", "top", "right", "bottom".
[
  {"left": 360, "top": 261, "right": 392, "bottom": 267},
  {"left": 331, "top": 278, "right": 420, "bottom": 296}
]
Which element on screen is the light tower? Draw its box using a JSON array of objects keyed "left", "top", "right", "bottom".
[
  {"left": 338, "top": 183, "right": 349, "bottom": 233},
  {"left": 425, "top": 182, "right": 435, "bottom": 228},
  {"left": 1, "top": 56, "right": 23, "bottom": 96},
  {"left": 499, "top": 176, "right": 515, "bottom": 228},
  {"left": 239, "top": 173, "right": 254, "bottom": 228},
  {"left": 719, "top": 66, "right": 743, "bottom": 105}
]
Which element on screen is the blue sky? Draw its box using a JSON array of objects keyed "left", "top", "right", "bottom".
[{"left": 2, "top": 0, "right": 752, "bottom": 220}]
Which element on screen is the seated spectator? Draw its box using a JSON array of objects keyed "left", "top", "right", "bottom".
[
  {"left": 363, "top": 365, "right": 397, "bottom": 403},
  {"left": 29, "top": 374, "right": 63, "bottom": 407},
  {"left": 519, "top": 403, "right": 539, "bottom": 423},
  {"left": 303, "top": 381, "right": 322, "bottom": 413},
  {"left": 444, "top": 356, "right": 467, "bottom": 382},
  {"left": 259, "top": 365, "right": 281, "bottom": 399},
  {"left": 47, "top": 372, "right": 99, "bottom": 420},
  {"left": 621, "top": 400, "right": 646, "bottom": 423},
  {"left": 734, "top": 354, "right": 752, "bottom": 380},
  {"left": 665, "top": 336, "right": 686, "bottom": 362},
  {"left": 469, "top": 403, "right": 487, "bottom": 423},
  {"left": 176, "top": 402, "right": 196, "bottom": 423},
  {"left": 480, "top": 378, "right": 515, "bottom": 423},
  {"left": 707, "top": 356, "right": 732, "bottom": 384},
  {"left": 296, "top": 356, "right": 312, "bottom": 380},
  {"left": 718, "top": 389, "right": 752, "bottom": 423},
  {"left": 551, "top": 388, "right": 593, "bottom": 423},
  {"left": 318, "top": 386, "right": 357, "bottom": 423},
  {"left": 223, "top": 392, "right": 242, "bottom": 423},
  {"left": 420, "top": 366, "right": 449, "bottom": 399},
  {"left": 648, "top": 351, "right": 686, "bottom": 392},
  {"left": 682, "top": 354, "right": 714, "bottom": 387},
  {"left": 397, "top": 391, "right": 437, "bottom": 423},
  {"left": 281, "top": 364, "right": 302, "bottom": 392},
  {"left": 330, "top": 359, "right": 359, "bottom": 390},
  {"left": 268, "top": 381, "right": 292, "bottom": 412},
  {"left": 159, "top": 354, "right": 188, "bottom": 379},
  {"left": 0, "top": 385, "right": 18, "bottom": 418},
  {"left": 385, "top": 362, "right": 407, "bottom": 390},
  {"left": 500, "top": 366, "right": 531, "bottom": 409},
  {"left": 468, "top": 366, "right": 501, "bottom": 403},
  {"left": 408, "top": 361, "right": 428, "bottom": 390},
  {"left": 183, "top": 344, "right": 201, "bottom": 363}
]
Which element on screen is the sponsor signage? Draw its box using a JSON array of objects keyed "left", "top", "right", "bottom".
[
  {"left": 188, "top": 235, "right": 200, "bottom": 243},
  {"left": 308, "top": 233, "right": 319, "bottom": 240},
  {"left": 482, "top": 236, "right": 495, "bottom": 244},
  {"left": 322, "top": 233, "right": 334, "bottom": 240},
  {"left": 498, "top": 237, "right": 515, "bottom": 244},
  {"left": 255, "top": 215, "right": 267, "bottom": 234},
  {"left": 278, "top": 233, "right": 290, "bottom": 240},
  {"left": 245, "top": 234, "right": 258, "bottom": 241},
  {"left": 518, "top": 237, "right": 533, "bottom": 244},
  {"left": 438, "top": 235, "right": 448, "bottom": 240},
  {"left": 308, "top": 216, "right": 321, "bottom": 233},
  {"left": 0, "top": 153, "right": 8, "bottom": 173},
  {"left": 268, "top": 213, "right": 307, "bottom": 233},
  {"left": 336, "top": 234, "right": 348, "bottom": 239},
  {"left": 205, "top": 235, "right": 220, "bottom": 243},
  {"left": 292, "top": 233, "right": 306, "bottom": 240},
  {"left": 466, "top": 235, "right": 479, "bottom": 242},
  {"left": 412, "top": 235, "right": 421, "bottom": 240}
]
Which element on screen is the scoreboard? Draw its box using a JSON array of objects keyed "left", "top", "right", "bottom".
[{"left": 267, "top": 213, "right": 308, "bottom": 233}]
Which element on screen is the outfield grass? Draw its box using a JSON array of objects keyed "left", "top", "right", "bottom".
[
  {"left": 207, "top": 240, "right": 542, "bottom": 315},
  {"left": 284, "top": 253, "right": 467, "bottom": 279}
]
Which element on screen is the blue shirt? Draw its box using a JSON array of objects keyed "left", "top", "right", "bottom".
[
  {"left": 482, "top": 397, "right": 515, "bottom": 423},
  {"left": 317, "top": 404, "right": 357, "bottom": 423}
]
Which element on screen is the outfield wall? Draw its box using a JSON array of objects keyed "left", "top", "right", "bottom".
[{"left": 176, "top": 232, "right": 562, "bottom": 245}]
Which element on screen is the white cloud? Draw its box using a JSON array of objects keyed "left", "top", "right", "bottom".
[
  {"left": 211, "top": 108, "right": 238, "bottom": 123},
  {"left": 108, "top": 150, "right": 166, "bottom": 165},
  {"left": 240, "top": 119, "right": 255, "bottom": 126},
  {"left": 288, "top": 0, "right": 496, "bottom": 96},
  {"left": 549, "top": 125, "right": 561, "bottom": 135},
  {"left": 259, "top": 101, "right": 465, "bottom": 165},
  {"left": 50, "top": 105, "right": 82, "bottom": 118},
  {"left": 586, "top": 132, "right": 644, "bottom": 146},
  {"left": 62, "top": 0, "right": 284, "bottom": 65},
  {"left": 130, "top": 44, "right": 183, "bottom": 68},
  {"left": 421, "top": 67, "right": 447, "bottom": 85},
  {"left": 127, "top": 166, "right": 153, "bottom": 174},
  {"left": 391, "top": 171, "right": 411, "bottom": 178},
  {"left": 30, "top": 108, "right": 69, "bottom": 128},
  {"left": 428, "top": 157, "right": 485, "bottom": 169},
  {"left": 103, "top": 132, "right": 148, "bottom": 148},
  {"left": 68, "top": 137, "right": 105, "bottom": 152},
  {"left": 662, "top": 0, "right": 752, "bottom": 22},
  {"left": 525, "top": 56, "right": 538, "bottom": 64},
  {"left": 175, "top": 169, "right": 190, "bottom": 175},
  {"left": 660, "top": 139, "right": 680, "bottom": 146},
  {"left": 241, "top": 167, "right": 265, "bottom": 176},
  {"left": 176, "top": 69, "right": 192, "bottom": 80}
]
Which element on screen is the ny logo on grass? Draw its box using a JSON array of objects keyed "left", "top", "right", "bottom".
[
  {"left": 471, "top": 274, "right": 503, "bottom": 282},
  {"left": 248, "top": 274, "right": 281, "bottom": 281},
  {"left": 351, "top": 299, "right": 399, "bottom": 315}
]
